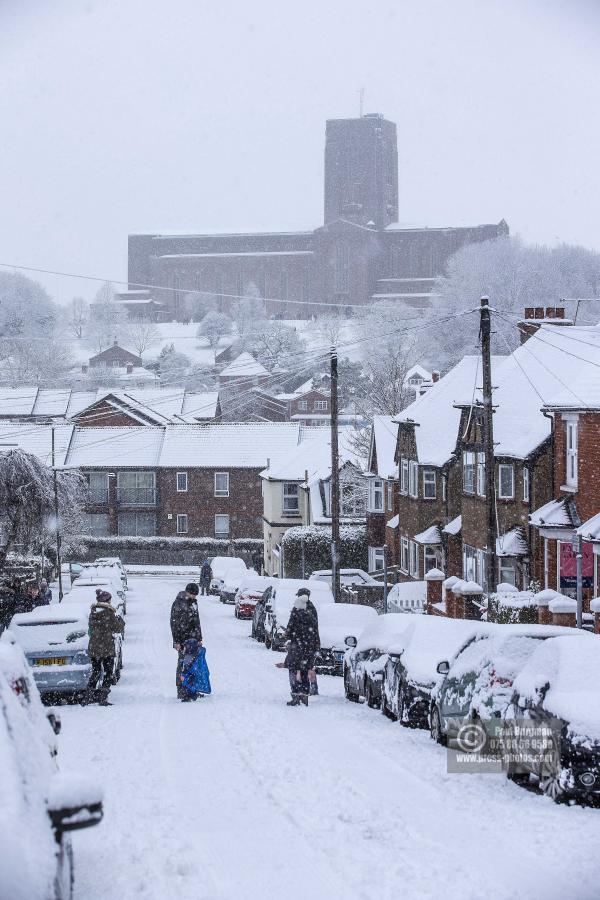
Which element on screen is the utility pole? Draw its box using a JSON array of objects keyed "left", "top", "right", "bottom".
[
  {"left": 480, "top": 297, "right": 497, "bottom": 595},
  {"left": 330, "top": 346, "right": 340, "bottom": 602},
  {"left": 383, "top": 544, "right": 388, "bottom": 614},
  {"left": 575, "top": 533, "right": 583, "bottom": 629},
  {"left": 51, "top": 426, "right": 64, "bottom": 602}
]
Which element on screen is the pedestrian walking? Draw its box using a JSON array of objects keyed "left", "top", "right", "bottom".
[
  {"left": 86, "top": 589, "right": 125, "bottom": 706},
  {"left": 283, "top": 589, "right": 320, "bottom": 707},
  {"left": 38, "top": 578, "right": 52, "bottom": 605},
  {"left": 199, "top": 560, "right": 213, "bottom": 596},
  {"left": 305, "top": 593, "right": 321, "bottom": 696},
  {"left": 170, "top": 583, "right": 203, "bottom": 701}
]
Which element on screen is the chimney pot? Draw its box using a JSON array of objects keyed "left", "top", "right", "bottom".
[{"left": 432, "top": 371, "right": 440, "bottom": 383}]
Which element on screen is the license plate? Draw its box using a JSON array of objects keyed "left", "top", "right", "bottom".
[
  {"left": 36, "top": 657, "right": 67, "bottom": 666},
  {"left": 334, "top": 652, "right": 345, "bottom": 660}
]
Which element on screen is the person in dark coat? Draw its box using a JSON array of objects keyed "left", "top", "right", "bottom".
[
  {"left": 199, "top": 560, "right": 213, "bottom": 596},
  {"left": 170, "top": 583, "right": 203, "bottom": 701},
  {"left": 38, "top": 579, "right": 52, "bottom": 605},
  {"left": 284, "top": 590, "right": 320, "bottom": 706},
  {"left": 86, "top": 589, "right": 125, "bottom": 706},
  {"left": 0, "top": 583, "right": 17, "bottom": 635},
  {"left": 305, "top": 594, "right": 321, "bottom": 696}
]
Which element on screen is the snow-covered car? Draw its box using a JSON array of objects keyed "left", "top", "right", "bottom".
[
  {"left": 343, "top": 614, "right": 414, "bottom": 707},
  {"left": 0, "top": 639, "right": 103, "bottom": 900},
  {"left": 503, "top": 634, "right": 600, "bottom": 802},
  {"left": 0, "top": 636, "right": 62, "bottom": 754},
  {"left": 69, "top": 574, "right": 127, "bottom": 617},
  {"left": 209, "top": 556, "right": 247, "bottom": 595},
  {"left": 429, "top": 624, "right": 587, "bottom": 750},
  {"left": 380, "top": 617, "right": 491, "bottom": 727},
  {"left": 263, "top": 580, "right": 334, "bottom": 651},
  {"left": 94, "top": 556, "right": 128, "bottom": 588},
  {"left": 309, "top": 569, "right": 381, "bottom": 588},
  {"left": 234, "top": 575, "right": 275, "bottom": 619},
  {"left": 220, "top": 566, "right": 257, "bottom": 604},
  {"left": 314, "top": 603, "right": 378, "bottom": 675},
  {"left": 10, "top": 605, "right": 94, "bottom": 702}
]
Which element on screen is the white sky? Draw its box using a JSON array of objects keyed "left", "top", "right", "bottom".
[{"left": 0, "top": 0, "right": 598, "bottom": 303}]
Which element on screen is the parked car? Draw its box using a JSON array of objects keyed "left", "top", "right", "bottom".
[
  {"left": 314, "top": 603, "right": 378, "bottom": 675},
  {"left": 0, "top": 635, "right": 103, "bottom": 899},
  {"left": 234, "top": 576, "right": 275, "bottom": 619},
  {"left": 503, "top": 634, "right": 600, "bottom": 802},
  {"left": 381, "top": 617, "right": 490, "bottom": 727},
  {"left": 209, "top": 556, "right": 247, "bottom": 595},
  {"left": 10, "top": 604, "right": 95, "bottom": 703},
  {"left": 251, "top": 589, "right": 270, "bottom": 642},
  {"left": 0, "top": 636, "right": 62, "bottom": 754},
  {"left": 220, "top": 566, "right": 257, "bottom": 604},
  {"left": 309, "top": 569, "right": 380, "bottom": 588},
  {"left": 263, "top": 581, "right": 334, "bottom": 651},
  {"left": 343, "top": 614, "right": 413, "bottom": 707},
  {"left": 94, "top": 557, "right": 128, "bottom": 589},
  {"left": 69, "top": 574, "right": 127, "bottom": 617},
  {"left": 429, "top": 624, "right": 586, "bottom": 751}
]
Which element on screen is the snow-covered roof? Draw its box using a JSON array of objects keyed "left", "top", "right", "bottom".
[
  {"left": 530, "top": 498, "right": 578, "bottom": 529},
  {"left": 404, "top": 364, "right": 432, "bottom": 383},
  {"left": 496, "top": 527, "right": 529, "bottom": 557},
  {"left": 414, "top": 525, "right": 442, "bottom": 545},
  {"left": 577, "top": 513, "right": 600, "bottom": 542},
  {"left": 393, "top": 357, "right": 499, "bottom": 467},
  {"left": 370, "top": 416, "right": 398, "bottom": 479},
  {"left": 62, "top": 423, "right": 303, "bottom": 469},
  {"left": 0, "top": 423, "right": 74, "bottom": 467},
  {"left": 261, "top": 427, "right": 362, "bottom": 483},
  {"left": 443, "top": 515, "right": 462, "bottom": 535},
  {"left": 219, "top": 353, "right": 270, "bottom": 379},
  {"left": 386, "top": 514, "right": 399, "bottom": 529}
]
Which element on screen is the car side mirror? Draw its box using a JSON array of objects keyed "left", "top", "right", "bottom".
[
  {"left": 47, "top": 774, "right": 103, "bottom": 836},
  {"left": 436, "top": 660, "right": 450, "bottom": 675},
  {"left": 46, "top": 710, "right": 61, "bottom": 736},
  {"left": 344, "top": 635, "right": 357, "bottom": 648}
]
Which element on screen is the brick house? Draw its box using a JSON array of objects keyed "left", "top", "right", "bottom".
[
  {"left": 392, "top": 357, "right": 484, "bottom": 584},
  {"left": 366, "top": 416, "right": 399, "bottom": 572},
  {"left": 86, "top": 342, "right": 142, "bottom": 370}
]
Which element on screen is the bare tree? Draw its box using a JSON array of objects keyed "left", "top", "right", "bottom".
[
  {"left": 66, "top": 296, "right": 89, "bottom": 339},
  {"left": 125, "top": 318, "right": 161, "bottom": 357},
  {"left": 86, "top": 281, "right": 127, "bottom": 352},
  {"left": 197, "top": 311, "right": 233, "bottom": 349}
]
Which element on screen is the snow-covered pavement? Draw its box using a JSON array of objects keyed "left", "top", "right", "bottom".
[{"left": 58, "top": 576, "right": 600, "bottom": 900}]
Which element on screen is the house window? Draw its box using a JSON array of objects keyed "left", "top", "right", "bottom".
[
  {"left": 409, "top": 461, "right": 418, "bottom": 498},
  {"left": 476, "top": 452, "right": 485, "bottom": 497},
  {"left": 423, "top": 470, "right": 436, "bottom": 499},
  {"left": 462, "top": 543, "right": 486, "bottom": 588},
  {"left": 400, "top": 459, "right": 409, "bottom": 495},
  {"left": 442, "top": 475, "right": 447, "bottom": 502},
  {"left": 498, "top": 464, "right": 514, "bottom": 499},
  {"left": 176, "top": 514, "right": 188, "bottom": 534},
  {"left": 215, "top": 514, "right": 230, "bottom": 538},
  {"left": 282, "top": 482, "right": 300, "bottom": 515},
  {"left": 523, "top": 468, "right": 530, "bottom": 502},
  {"left": 298, "top": 400, "right": 308, "bottom": 411},
  {"left": 117, "top": 512, "right": 156, "bottom": 536},
  {"left": 87, "top": 513, "right": 110, "bottom": 536},
  {"left": 214, "top": 472, "right": 230, "bottom": 497},
  {"left": 176, "top": 472, "right": 188, "bottom": 492},
  {"left": 368, "top": 478, "right": 384, "bottom": 512},
  {"left": 499, "top": 559, "right": 517, "bottom": 586},
  {"left": 88, "top": 471, "right": 109, "bottom": 505},
  {"left": 409, "top": 541, "right": 419, "bottom": 577},
  {"left": 117, "top": 471, "right": 156, "bottom": 506},
  {"left": 463, "top": 451, "right": 475, "bottom": 494},
  {"left": 369, "top": 546, "right": 385, "bottom": 572},
  {"left": 387, "top": 480, "right": 394, "bottom": 511},
  {"left": 424, "top": 545, "right": 439, "bottom": 573},
  {"left": 335, "top": 244, "right": 349, "bottom": 294},
  {"left": 314, "top": 400, "right": 327, "bottom": 411},
  {"left": 400, "top": 538, "right": 410, "bottom": 573},
  {"left": 566, "top": 419, "right": 578, "bottom": 488}
]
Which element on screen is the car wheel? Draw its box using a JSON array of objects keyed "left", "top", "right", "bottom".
[
  {"left": 234, "top": 608, "right": 238, "bottom": 619},
  {"left": 537, "top": 751, "right": 565, "bottom": 802},
  {"left": 430, "top": 705, "right": 447, "bottom": 746},
  {"left": 398, "top": 685, "right": 411, "bottom": 727},
  {"left": 381, "top": 688, "right": 396, "bottom": 720},
  {"left": 344, "top": 670, "right": 359, "bottom": 702},
  {"left": 365, "top": 679, "right": 380, "bottom": 710}
]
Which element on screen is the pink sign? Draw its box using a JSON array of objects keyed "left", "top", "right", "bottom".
[{"left": 560, "top": 541, "right": 593, "bottom": 588}]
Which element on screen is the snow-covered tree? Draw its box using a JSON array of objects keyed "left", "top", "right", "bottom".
[
  {"left": 66, "top": 296, "right": 89, "bottom": 339},
  {"left": 125, "top": 318, "right": 161, "bottom": 357},
  {"left": 159, "top": 348, "right": 192, "bottom": 385},
  {"left": 249, "top": 321, "right": 306, "bottom": 372},
  {"left": 230, "top": 292, "right": 266, "bottom": 346},
  {"left": 87, "top": 282, "right": 127, "bottom": 352},
  {"left": 197, "top": 311, "right": 233, "bottom": 349}
]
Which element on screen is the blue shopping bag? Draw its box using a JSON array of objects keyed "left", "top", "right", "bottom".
[{"left": 181, "top": 642, "right": 212, "bottom": 696}]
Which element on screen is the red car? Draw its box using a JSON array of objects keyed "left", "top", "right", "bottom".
[{"left": 235, "top": 586, "right": 268, "bottom": 619}]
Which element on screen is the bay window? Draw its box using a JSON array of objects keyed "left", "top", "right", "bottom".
[{"left": 282, "top": 482, "right": 300, "bottom": 515}]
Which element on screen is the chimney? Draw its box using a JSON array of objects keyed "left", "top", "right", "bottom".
[
  {"left": 519, "top": 306, "right": 572, "bottom": 344},
  {"left": 431, "top": 371, "right": 440, "bottom": 383}
]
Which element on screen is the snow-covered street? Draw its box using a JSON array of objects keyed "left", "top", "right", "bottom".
[{"left": 58, "top": 576, "right": 600, "bottom": 900}]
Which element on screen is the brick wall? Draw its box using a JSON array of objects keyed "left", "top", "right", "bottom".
[
  {"left": 74, "top": 399, "right": 145, "bottom": 428},
  {"left": 555, "top": 412, "right": 600, "bottom": 521}
]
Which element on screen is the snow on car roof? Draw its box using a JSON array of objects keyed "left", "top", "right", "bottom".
[
  {"left": 11, "top": 605, "right": 87, "bottom": 625},
  {"left": 317, "top": 604, "right": 377, "bottom": 648},
  {"left": 512, "top": 633, "right": 600, "bottom": 742},
  {"left": 354, "top": 613, "right": 415, "bottom": 653},
  {"left": 388, "top": 617, "right": 491, "bottom": 686}
]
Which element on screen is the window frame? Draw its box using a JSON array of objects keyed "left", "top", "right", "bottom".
[
  {"left": 176, "top": 513, "right": 188, "bottom": 534},
  {"left": 368, "top": 478, "right": 384, "bottom": 513},
  {"left": 314, "top": 399, "right": 328, "bottom": 411},
  {"left": 282, "top": 482, "right": 300, "bottom": 516},
  {"left": 523, "top": 467, "right": 530, "bottom": 502},
  {"left": 423, "top": 469, "right": 436, "bottom": 500},
  {"left": 369, "top": 546, "right": 385, "bottom": 572},
  {"left": 565, "top": 419, "right": 578, "bottom": 488},
  {"left": 476, "top": 452, "right": 486, "bottom": 497},
  {"left": 386, "top": 480, "right": 394, "bottom": 511},
  {"left": 498, "top": 463, "right": 515, "bottom": 500},
  {"left": 87, "top": 513, "right": 110, "bottom": 536},
  {"left": 214, "top": 514, "right": 230, "bottom": 538},
  {"left": 408, "top": 461, "right": 419, "bottom": 499},
  {"left": 499, "top": 559, "right": 516, "bottom": 587},
  {"left": 463, "top": 451, "right": 475, "bottom": 494},
  {"left": 214, "top": 472, "right": 230, "bottom": 498},
  {"left": 409, "top": 541, "right": 419, "bottom": 578},
  {"left": 176, "top": 472, "right": 188, "bottom": 493},
  {"left": 400, "top": 459, "right": 409, "bottom": 495},
  {"left": 400, "top": 537, "right": 410, "bottom": 574},
  {"left": 297, "top": 400, "right": 308, "bottom": 411}
]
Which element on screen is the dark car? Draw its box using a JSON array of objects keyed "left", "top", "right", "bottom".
[
  {"left": 314, "top": 603, "right": 377, "bottom": 675},
  {"left": 343, "top": 614, "right": 412, "bottom": 708},
  {"left": 251, "top": 588, "right": 272, "bottom": 642},
  {"left": 429, "top": 625, "right": 583, "bottom": 752},
  {"left": 380, "top": 617, "right": 489, "bottom": 727},
  {"left": 503, "top": 633, "right": 600, "bottom": 803}
]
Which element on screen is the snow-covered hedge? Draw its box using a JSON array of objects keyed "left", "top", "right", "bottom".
[
  {"left": 487, "top": 588, "right": 538, "bottom": 624},
  {"left": 74, "top": 536, "right": 263, "bottom": 566},
  {"left": 280, "top": 525, "right": 367, "bottom": 578}
]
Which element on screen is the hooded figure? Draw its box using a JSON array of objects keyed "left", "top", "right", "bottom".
[
  {"left": 284, "top": 590, "right": 320, "bottom": 707},
  {"left": 199, "top": 560, "right": 213, "bottom": 596},
  {"left": 87, "top": 590, "right": 125, "bottom": 706},
  {"left": 38, "top": 579, "right": 52, "bottom": 605},
  {"left": 170, "top": 583, "right": 203, "bottom": 700}
]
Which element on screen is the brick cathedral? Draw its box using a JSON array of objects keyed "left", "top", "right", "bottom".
[{"left": 126, "top": 114, "right": 507, "bottom": 319}]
